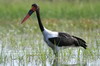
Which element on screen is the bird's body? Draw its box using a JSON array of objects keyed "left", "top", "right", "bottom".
[
  {"left": 43, "top": 28, "right": 58, "bottom": 49},
  {"left": 42, "top": 28, "right": 86, "bottom": 55},
  {"left": 21, "top": 4, "right": 87, "bottom": 56}
]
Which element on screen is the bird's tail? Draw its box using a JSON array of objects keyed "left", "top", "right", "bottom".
[{"left": 73, "top": 36, "right": 87, "bottom": 49}]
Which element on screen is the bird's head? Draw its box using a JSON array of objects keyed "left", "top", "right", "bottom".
[{"left": 21, "top": 4, "right": 39, "bottom": 24}]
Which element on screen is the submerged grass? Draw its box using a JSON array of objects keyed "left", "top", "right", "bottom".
[
  {"left": 0, "top": 0, "right": 100, "bottom": 66},
  {"left": 0, "top": 19, "right": 99, "bottom": 65}
]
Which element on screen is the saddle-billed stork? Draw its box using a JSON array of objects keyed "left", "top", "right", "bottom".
[{"left": 21, "top": 4, "right": 87, "bottom": 56}]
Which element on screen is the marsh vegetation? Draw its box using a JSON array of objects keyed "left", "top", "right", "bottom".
[{"left": 0, "top": 0, "right": 100, "bottom": 66}]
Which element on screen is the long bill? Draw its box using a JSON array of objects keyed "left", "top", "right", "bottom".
[{"left": 21, "top": 7, "right": 36, "bottom": 24}]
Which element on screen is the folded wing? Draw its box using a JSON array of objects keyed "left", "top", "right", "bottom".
[{"left": 49, "top": 32, "right": 87, "bottom": 49}]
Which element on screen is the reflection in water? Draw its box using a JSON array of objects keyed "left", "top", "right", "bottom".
[{"left": 52, "top": 58, "right": 87, "bottom": 66}]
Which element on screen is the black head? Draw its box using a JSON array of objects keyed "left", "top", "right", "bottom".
[
  {"left": 32, "top": 4, "right": 38, "bottom": 7},
  {"left": 32, "top": 4, "right": 39, "bottom": 10}
]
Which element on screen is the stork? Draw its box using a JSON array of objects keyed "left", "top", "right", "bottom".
[{"left": 21, "top": 4, "right": 87, "bottom": 56}]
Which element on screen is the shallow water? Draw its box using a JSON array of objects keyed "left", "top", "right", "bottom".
[
  {"left": 0, "top": 44, "right": 100, "bottom": 66},
  {"left": 0, "top": 55, "right": 100, "bottom": 66},
  {"left": 0, "top": 31, "right": 100, "bottom": 66}
]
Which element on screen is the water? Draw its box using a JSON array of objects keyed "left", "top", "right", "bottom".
[
  {"left": 0, "top": 45, "right": 99, "bottom": 66},
  {"left": 0, "top": 21, "right": 99, "bottom": 66},
  {"left": 0, "top": 32, "right": 99, "bottom": 66}
]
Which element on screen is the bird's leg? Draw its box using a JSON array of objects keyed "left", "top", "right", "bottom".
[
  {"left": 53, "top": 46, "right": 59, "bottom": 58},
  {"left": 52, "top": 57, "right": 58, "bottom": 66},
  {"left": 54, "top": 50, "right": 58, "bottom": 58}
]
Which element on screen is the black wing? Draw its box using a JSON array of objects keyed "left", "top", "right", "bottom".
[
  {"left": 72, "top": 36, "right": 87, "bottom": 49},
  {"left": 49, "top": 32, "right": 87, "bottom": 49},
  {"left": 49, "top": 32, "right": 75, "bottom": 46}
]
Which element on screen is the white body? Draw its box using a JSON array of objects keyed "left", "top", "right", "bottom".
[{"left": 43, "top": 28, "right": 59, "bottom": 53}]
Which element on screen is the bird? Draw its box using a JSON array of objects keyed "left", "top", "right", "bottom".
[{"left": 21, "top": 4, "right": 87, "bottom": 57}]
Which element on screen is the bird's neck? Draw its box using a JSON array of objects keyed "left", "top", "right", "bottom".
[{"left": 36, "top": 10, "right": 44, "bottom": 32}]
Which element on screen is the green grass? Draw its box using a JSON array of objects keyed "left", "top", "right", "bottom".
[
  {"left": 0, "top": 0, "right": 100, "bottom": 20},
  {"left": 0, "top": 0, "right": 100, "bottom": 66}
]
